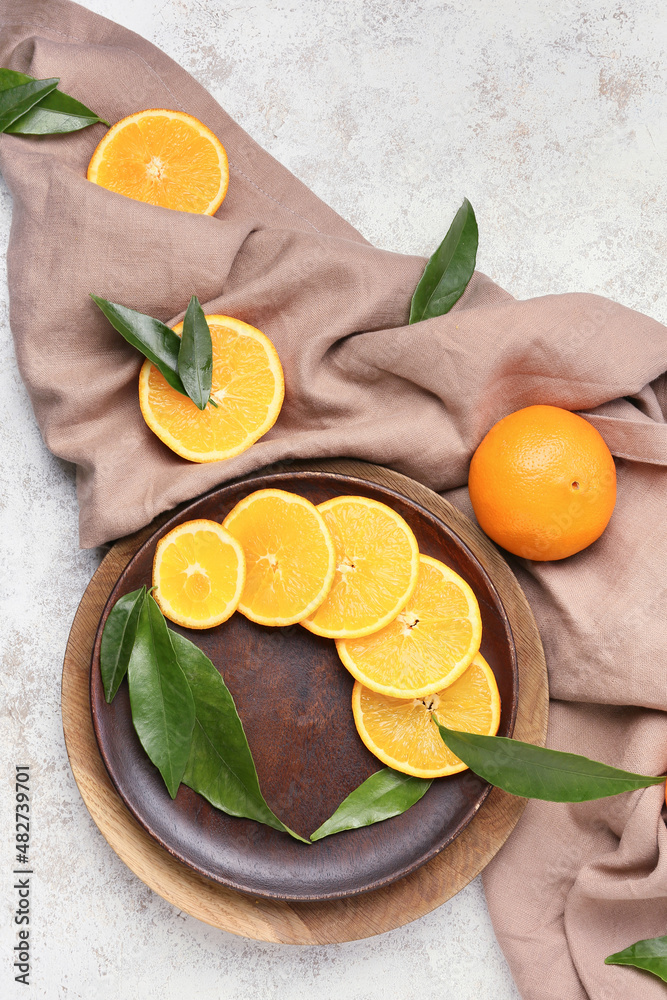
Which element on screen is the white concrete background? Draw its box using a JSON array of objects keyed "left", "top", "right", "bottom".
[{"left": 1, "top": 1, "right": 666, "bottom": 997}]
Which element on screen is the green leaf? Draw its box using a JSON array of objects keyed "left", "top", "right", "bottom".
[
  {"left": 409, "top": 198, "right": 478, "bottom": 323},
  {"left": 0, "top": 69, "right": 39, "bottom": 94},
  {"left": 434, "top": 721, "right": 665, "bottom": 802},
  {"left": 0, "top": 68, "right": 109, "bottom": 133},
  {"left": 0, "top": 76, "right": 59, "bottom": 133},
  {"left": 100, "top": 586, "right": 146, "bottom": 702},
  {"left": 605, "top": 934, "right": 667, "bottom": 983},
  {"left": 0, "top": 70, "right": 30, "bottom": 91},
  {"left": 90, "top": 295, "right": 188, "bottom": 396},
  {"left": 309, "top": 769, "right": 432, "bottom": 842},
  {"left": 178, "top": 296, "right": 212, "bottom": 410},
  {"left": 7, "top": 88, "right": 108, "bottom": 134},
  {"left": 171, "top": 630, "right": 309, "bottom": 844},
  {"left": 128, "top": 595, "right": 195, "bottom": 798}
]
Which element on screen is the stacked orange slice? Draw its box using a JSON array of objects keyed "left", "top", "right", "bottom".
[
  {"left": 301, "top": 496, "right": 420, "bottom": 638},
  {"left": 153, "top": 519, "right": 245, "bottom": 629},
  {"left": 352, "top": 653, "right": 501, "bottom": 778},
  {"left": 222, "top": 489, "right": 335, "bottom": 626},
  {"left": 337, "top": 554, "right": 482, "bottom": 698}
]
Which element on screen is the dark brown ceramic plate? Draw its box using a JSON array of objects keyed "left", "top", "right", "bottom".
[{"left": 90, "top": 470, "right": 518, "bottom": 901}]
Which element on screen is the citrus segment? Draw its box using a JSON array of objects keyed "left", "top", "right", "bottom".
[
  {"left": 300, "top": 496, "right": 420, "bottom": 639},
  {"left": 87, "top": 109, "right": 229, "bottom": 215},
  {"left": 336, "top": 554, "right": 482, "bottom": 698},
  {"left": 152, "top": 519, "right": 245, "bottom": 629},
  {"left": 222, "top": 489, "right": 335, "bottom": 626},
  {"left": 139, "top": 315, "right": 284, "bottom": 463},
  {"left": 468, "top": 405, "right": 616, "bottom": 561},
  {"left": 352, "top": 653, "right": 501, "bottom": 778}
]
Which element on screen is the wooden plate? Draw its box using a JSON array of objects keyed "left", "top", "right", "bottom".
[
  {"left": 89, "top": 468, "right": 518, "bottom": 902},
  {"left": 63, "top": 459, "right": 548, "bottom": 941}
]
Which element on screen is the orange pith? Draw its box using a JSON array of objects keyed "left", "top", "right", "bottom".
[
  {"left": 300, "top": 496, "right": 420, "bottom": 639},
  {"left": 222, "top": 489, "right": 336, "bottom": 626},
  {"left": 87, "top": 109, "right": 229, "bottom": 215},
  {"left": 336, "top": 554, "right": 482, "bottom": 698},
  {"left": 139, "top": 315, "right": 284, "bottom": 463},
  {"left": 468, "top": 405, "right": 617, "bottom": 561},
  {"left": 352, "top": 653, "right": 501, "bottom": 778},
  {"left": 152, "top": 519, "right": 245, "bottom": 629}
]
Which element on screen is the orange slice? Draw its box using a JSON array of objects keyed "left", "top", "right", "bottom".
[
  {"left": 153, "top": 519, "right": 245, "bottom": 629},
  {"left": 87, "top": 109, "right": 229, "bottom": 215},
  {"left": 222, "top": 489, "right": 335, "bottom": 626},
  {"left": 301, "top": 496, "right": 420, "bottom": 639},
  {"left": 352, "top": 653, "right": 501, "bottom": 778},
  {"left": 139, "top": 315, "right": 284, "bottom": 463},
  {"left": 337, "top": 554, "right": 482, "bottom": 698}
]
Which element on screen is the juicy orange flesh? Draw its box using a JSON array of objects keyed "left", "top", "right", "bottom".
[
  {"left": 158, "top": 528, "right": 241, "bottom": 623},
  {"left": 338, "top": 558, "right": 478, "bottom": 692},
  {"left": 355, "top": 656, "right": 498, "bottom": 774},
  {"left": 94, "top": 116, "right": 223, "bottom": 213},
  {"left": 144, "top": 323, "right": 279, "bottom": 457},
  {"left": 225, "top": 495, "right": 333, "bottom": 621},
  {"left": 305, "top": 500, "right": 417, "bottom": 633}
]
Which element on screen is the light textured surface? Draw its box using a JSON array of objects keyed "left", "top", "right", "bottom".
[{"left": 1, "top": 1, "right": 665, "bottom": 997}]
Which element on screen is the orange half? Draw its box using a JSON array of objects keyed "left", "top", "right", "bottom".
[
  {"left": 352, "top": 653, "right": 501, "bottom": 778},
  {"left": 87, "top": 109, "right": 229, "bottom": 215},
  {"left": 222, "top": 489, "right": 335, "bottom": 626},
  {"left": 337, "top": 554, "right": 482, "bottom": 698},
  {"left": 139, "top": 315, "right": 284, "bottom": 463}
]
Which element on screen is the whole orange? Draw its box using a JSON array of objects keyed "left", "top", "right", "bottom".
[{"left": 468, "top": 405, "right": 616, "bottom": 561}]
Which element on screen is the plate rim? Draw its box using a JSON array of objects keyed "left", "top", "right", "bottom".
[{"left": 89, "top": 467, "right": 519, "bottom": 901}]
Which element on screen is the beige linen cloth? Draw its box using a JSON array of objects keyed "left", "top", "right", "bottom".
[{"left": 1, "top": 1, "right": 666, "bottom": 995}]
